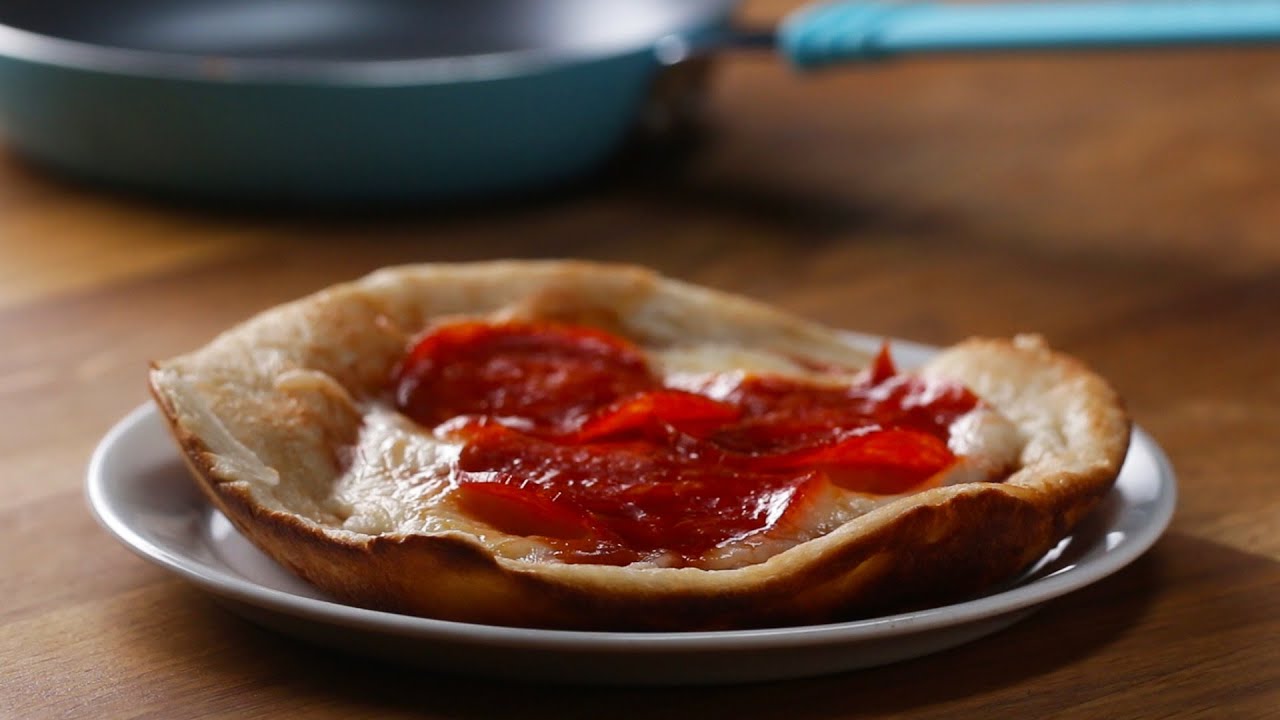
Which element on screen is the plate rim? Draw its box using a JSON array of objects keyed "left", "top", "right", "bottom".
[{"left": 87, "top": 398, "right": 1176, "bottom": 653}]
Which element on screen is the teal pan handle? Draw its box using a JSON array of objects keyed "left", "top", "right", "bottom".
[{"left": 780, "top": 0, "right": 1280, "bottom": 67}]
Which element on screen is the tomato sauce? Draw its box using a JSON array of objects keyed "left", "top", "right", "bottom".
[{"left": 393, "top": 321, "right": 980, "bottom": 566}]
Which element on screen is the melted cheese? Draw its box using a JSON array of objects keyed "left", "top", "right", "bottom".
[{"left": 327, "top": 343, "right": 1026, "bottom": 568}]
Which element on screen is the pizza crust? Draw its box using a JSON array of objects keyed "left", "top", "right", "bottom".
[{"left": 149, "top": 261, "right": 1129, "bottom": 630}]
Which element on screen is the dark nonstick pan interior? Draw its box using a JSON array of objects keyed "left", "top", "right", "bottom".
[{"left": 0, "top": 0, "right": 722, "bottom": 61}]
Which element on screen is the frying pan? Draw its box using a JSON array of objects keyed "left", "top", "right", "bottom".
[{"left": 0, "top": 0, "right": 1278, "bottom": 201}]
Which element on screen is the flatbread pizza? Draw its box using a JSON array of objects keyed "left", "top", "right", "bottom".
[{"left": 149, "top": 261, "right": 1129, "bottom": 630}]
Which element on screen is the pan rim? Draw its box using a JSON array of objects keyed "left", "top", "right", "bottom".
[{"left": 0, "top": 0, "right": 736, "bottom": 86}]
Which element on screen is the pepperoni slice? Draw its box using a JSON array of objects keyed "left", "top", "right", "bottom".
[{"left": 393, "top": 321, "right": 655, "bottom": 429}]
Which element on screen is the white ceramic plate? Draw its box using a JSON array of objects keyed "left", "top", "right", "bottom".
[{"left": 86, "top": 339, "right": 1176, "bottom": 686}]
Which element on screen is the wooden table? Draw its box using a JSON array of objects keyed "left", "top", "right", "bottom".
[{"left": 3, "top": 2, "right": 1278, "bottom": 716}]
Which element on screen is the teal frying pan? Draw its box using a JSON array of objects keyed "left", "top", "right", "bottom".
[{"left": 0, "top": 0, "right": 1277, "bottom": 201}]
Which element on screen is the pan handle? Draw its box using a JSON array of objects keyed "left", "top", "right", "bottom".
[{"left": 779, "top": 0, "right": 1280, "bottom": 68}]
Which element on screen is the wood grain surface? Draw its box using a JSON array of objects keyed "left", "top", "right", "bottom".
[{"left": 3, "top": 1, "right": 1279, "bottom": 717}]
